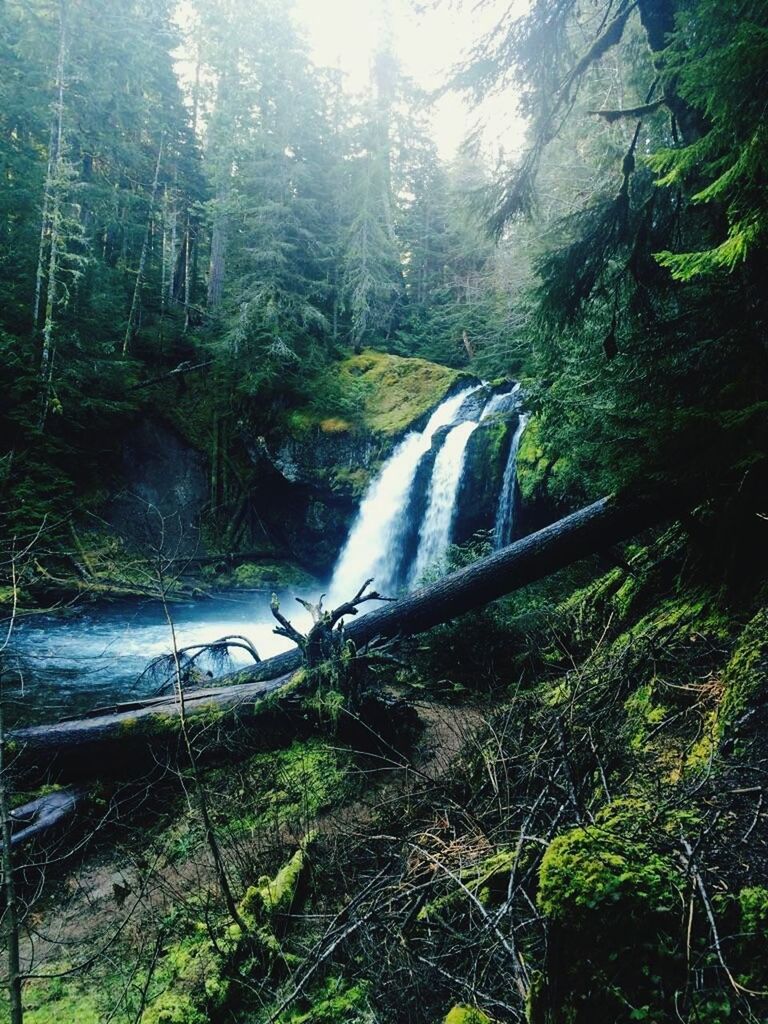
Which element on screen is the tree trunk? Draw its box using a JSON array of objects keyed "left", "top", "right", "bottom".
[
  {"left": 123, "top": 135, "right": 165, "bottom": 354},
  {"left": 637, "top": 0, "right": 705, "bottom": 143},
  {"left": 37, "top": 0, "right": 68, "bottom": 431},
  {"left": 9, "top": 492, "right": 675, "bottom": 777},
  {"left": 207, "top": 189, "right": 227, "bottom": 309}
]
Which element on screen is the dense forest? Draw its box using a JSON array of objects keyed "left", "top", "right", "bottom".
[{"left": 0, "top": 0, "right": 767, "bottom": 1022}]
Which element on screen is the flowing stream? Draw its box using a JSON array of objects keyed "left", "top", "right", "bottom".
[{"left": 5, "top": 595, "right": 304, "bottom": 724}]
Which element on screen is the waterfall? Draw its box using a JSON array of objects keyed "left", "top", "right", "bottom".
[
  {"left": 493, "top": 410, "right": 529, "bottom": 549},
  {"left": 408, "top": 418, "right": 480, "bottom": 586},
  {"left": 327, "top": 386, "right": 480, "bottom": 602},
  {"left": 480, "top": 387, "right": 518, "bottom": 420}
]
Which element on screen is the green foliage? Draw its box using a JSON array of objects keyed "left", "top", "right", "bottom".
[
  {"left": 739, "top": 886, "right": 768, "bottom": 936},
  {"left": 648, "top": 8, "right": 768, "bottom": 278}
]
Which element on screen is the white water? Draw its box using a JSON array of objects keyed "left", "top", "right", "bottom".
[
  {"left": 409, "top": 418, "right": 481, "bottom": 586},
  {"left": 481, "top": 387, "right": 519, "bottom": 420},
  {"left": 493, "top": 411, "right": 529, "bottom": 549},
  {"left": 326, "top": 386, "right": 479, "bottom": 602}
]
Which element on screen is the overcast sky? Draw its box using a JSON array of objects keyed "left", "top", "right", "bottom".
[{"left": 293, "top": 0, "right": 528, "bottom": 159}]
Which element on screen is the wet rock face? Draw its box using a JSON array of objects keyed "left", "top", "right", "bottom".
[
  {"left": 266, "top": 430, "right": 383, "bottom": 494},
  {"left": 453, "top": 414, "right": 518, "bottom": 547},
  {"left": 514, "top": 417, "right": 573, "bottom": 537},
  {"left": 107, "top": 419, "right": 208, "bottom": 554},
  {"left": 242, "top": 429, "right": 388, "bottom": 575}
]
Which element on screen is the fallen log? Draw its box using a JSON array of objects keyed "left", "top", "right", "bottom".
[
  {"left": 223, "top": 490, "right": 672, "bottom": 682},
  {"left": 10, "top": 492, "right": 672, "bottom": 776},
  {"left": 4, "top": 786, "right": 87, "bottom": 849},
  {"left": 10, "top": 673, "right": 296, "bottom": 781}
]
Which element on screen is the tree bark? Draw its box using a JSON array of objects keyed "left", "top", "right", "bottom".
[
  {"left": 123, "top": 135, "right": 165, "bottom": 354},
  {"left": 10, "top": 492, "right": 674, "bottom": 773},
  {"left": 3, "top": 785, "right": 86, "bottom": 849}
]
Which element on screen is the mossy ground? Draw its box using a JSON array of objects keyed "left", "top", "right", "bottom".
[
  {"left": 286, "top": 350, "right": 465, "bottom": 438},
  {"left": 4, "top": 522, "right": 768, "bottom": 1024}
]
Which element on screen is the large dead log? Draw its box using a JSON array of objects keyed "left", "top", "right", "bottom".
[{"left": 10, "top": 493, "right": 671, "bottom": 776}]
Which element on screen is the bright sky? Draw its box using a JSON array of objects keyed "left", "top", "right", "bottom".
[{"left": 293, "top": 0, "right": 528, "bottom": 160}]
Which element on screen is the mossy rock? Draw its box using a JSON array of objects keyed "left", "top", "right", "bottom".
[
  {"left": 538, "top": 799, "right": 688, "bottom": 923},
  {"left": 453, "top": 415, "right": 516, "bottom": 544},
  {"left": 283, "top": 349, "right": 465, "bottom": 439},
  {"left": 444, "top": 1006, "right": 493, "bottom": 1024},
  {"left": 515, "top": 416, "right": 573, "bottom": 531},
  {"left": 535, "top": 800, "right": 696, "bottom": 1023},
  {"left": 338, "top": 350, "right": 466, "bottom": 436}
]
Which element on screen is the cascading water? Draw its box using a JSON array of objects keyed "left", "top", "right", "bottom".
[
  {"left": 480, "top": 387, "right": 519, "bottom": 420},
  {"left": 493, "top": 408, "right": 529, "bottom": 549},
  {"left": 409, "top": 418, "right": 480, "bottom": 586},
  {"left": 326, "top": 386, "right": 480, "bottom": 601}
]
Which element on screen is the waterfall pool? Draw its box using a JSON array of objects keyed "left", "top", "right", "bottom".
[{"left": 2, "top": 593, "right": 309, "bottom": 725}]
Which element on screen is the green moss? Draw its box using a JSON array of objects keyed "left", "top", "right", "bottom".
[
  {"left": 230, "top": 560, "right": 318, "bottom": 592},
  {"left": 444, "top": 1006, "right": 492, "bottom": 1024},
  {"left": 221, "top": 739, "right": 351, "bottom": 840},
  {"left": 328, "top": 465, "right": 371, "bottom": 498},
  {"left": 717, "top": 608, "right": 768, "bottom": 736},
  {"left": 19, "top": 976, "right": 102, "bottom": 1024},
  {"left": 140, "top": 924, "right": 230, "bottom": 1024},
  {"left": 624, "top": 683, "right": 671, "bottom": 753},
  {"left": 141, "top": 991, "right": 208, "bottom": 1024},
  {"left": 283, "top": 350, "right": 463, "bottom": 438},
  {"left": 240, "top": 838, "right": 313, "bottom": 922},
  {"left": 276, "top": 977, "right": 372, "bottom": 1022},
  {"left": 538, "top": 799, "right": 687, "bottom": 923},
  {"left": 337, "top": 350, "right": 464, "bottom": 436}
]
